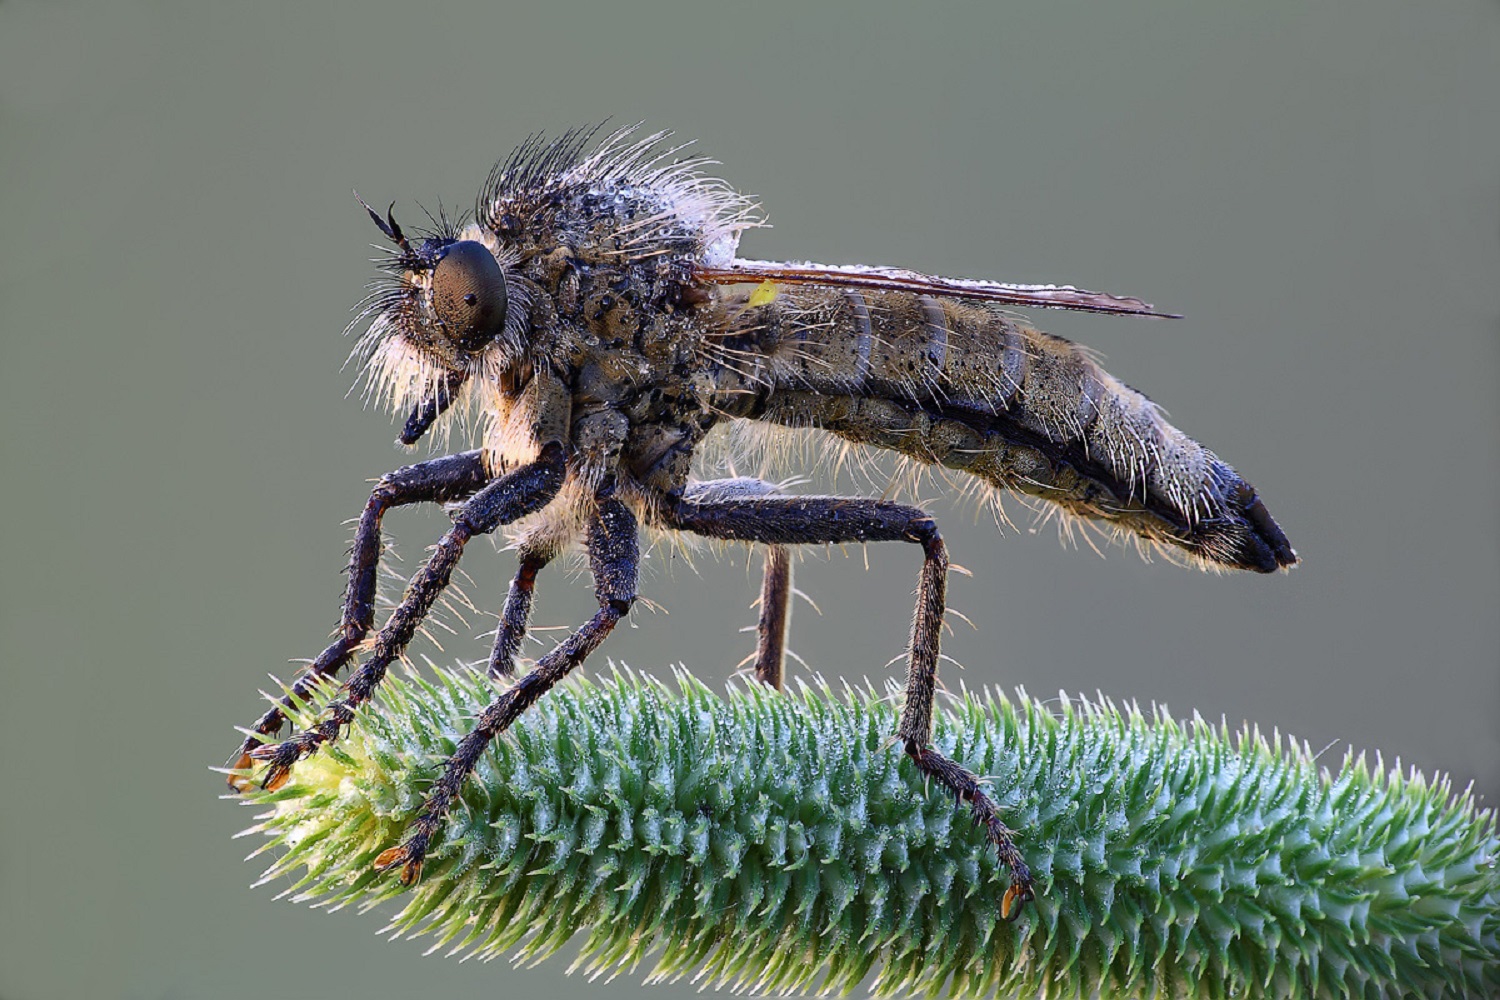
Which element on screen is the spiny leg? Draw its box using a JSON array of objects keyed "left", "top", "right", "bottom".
[
  {"left": 894, "top": 520, "right": 1035, "bottom": 920},
  {"left": 753, "top": 545, "right": 792, "bottom": 690},
  {"left": 228, "top": 450, "right": 489, "bottom": 788},
  {"left": 374, "top": 491, "right": 639, "bottom": 884},
  {"left": 249, "top": 444, "right": 567, "bottom": 790},
  {"left": 486, "top": 545, "right": 555, "bottom": 680},
  {"left": 663, "top": 491, "right": 1034, "bottom": 916}
]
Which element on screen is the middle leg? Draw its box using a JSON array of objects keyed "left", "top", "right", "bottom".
[
  {"left": 486, "top": 544, "right": 556, "bottom": 680},
  {"left": 374, "top": 490, "right": 639, "bottom": 885},
  {"left": 662, "top": 491, "right": 1035, "bottom": 917}
]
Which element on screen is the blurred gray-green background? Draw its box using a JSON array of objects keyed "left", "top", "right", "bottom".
[{"left": 2, "top": 2, "right": 1497, "bottom": 998}]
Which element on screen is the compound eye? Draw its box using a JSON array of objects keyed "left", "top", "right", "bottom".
[{"left": 430, "top": 240, "right": 507, "bottom": 351}]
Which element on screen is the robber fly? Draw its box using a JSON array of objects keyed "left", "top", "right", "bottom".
[{"left": 227, "top": 125, "right": 1297, "bottom": 919}]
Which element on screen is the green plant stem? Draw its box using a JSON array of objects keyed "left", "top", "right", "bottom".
[{"left": 239, "top": 668, "right": 1498, "bottom": 999}]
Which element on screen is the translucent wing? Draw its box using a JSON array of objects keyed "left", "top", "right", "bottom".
[{"left": 694, "top": 258, "right": 1181, "bottom": 318}]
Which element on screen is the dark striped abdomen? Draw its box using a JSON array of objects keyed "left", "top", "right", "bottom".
[{"left": 746, "top": 287, "right": 1295, "bottom": 573}]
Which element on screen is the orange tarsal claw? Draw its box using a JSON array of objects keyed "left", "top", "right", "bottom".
[
  {"left": 373, "top": 845, "right": 423, "bottom": 886},
  {"left": 1001, "top": 882, "right": 1035, "bottom": 921},
  {"left": 225, "top": 752, "right": 257, "bottom": 792}
]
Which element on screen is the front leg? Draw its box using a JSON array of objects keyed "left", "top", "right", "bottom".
[
  {"left": 662, "top": 492, "right": 1035, "bottom": 918},
  {"left": 374, "top": 489, "right": 639, "bottom": 884},
  {"left": 249, "top": 443, "right": 567, "bottom": 790},
  {"left": 227, "top": 451, "right": 489, "bottom": 788}
]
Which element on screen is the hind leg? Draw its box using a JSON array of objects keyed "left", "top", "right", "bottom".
[
  {"left": 752, "top": 544, "right": 792, "bottom": 690},
  {"left": 662, "top": 490, "right": 1034, "bottom": 917},
  {"left": 681, "top": 479, "right": 795, "bottom": 691}
]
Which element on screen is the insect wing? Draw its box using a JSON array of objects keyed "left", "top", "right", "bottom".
[{"left": 694, "top": 259, "right": 1181, "bottom": 318}]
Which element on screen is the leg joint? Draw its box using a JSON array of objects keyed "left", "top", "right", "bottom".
[
  {"left": 369, "top": 481, "right": 399, "bottom": 508},
  {"left": 454, "top": 445, "right": 567, "bottom": 535},
  {"left": 372, "top": 450, "right": 489, "bottom": 508},
  {"left": 907, "top": 516, "right": 946, "bottom": 566},
  {"left": 515, "top": 551, "right": 547, "bottom": 588}
]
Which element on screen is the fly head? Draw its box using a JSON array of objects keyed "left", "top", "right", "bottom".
[{"left": 352, "top": 196, "right": 529, "bottom": 445}]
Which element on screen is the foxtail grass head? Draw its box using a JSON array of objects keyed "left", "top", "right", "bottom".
[{"left": 237, "top": 668, "right": 1498, "bottom": 998}]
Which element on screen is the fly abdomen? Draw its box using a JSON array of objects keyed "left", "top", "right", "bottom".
[
  {"left": 759, "top": 287, "right": 1032, "bottom": 411},
  {"left": 745, "top": 287, "right": 1295, "bottom": 573}
]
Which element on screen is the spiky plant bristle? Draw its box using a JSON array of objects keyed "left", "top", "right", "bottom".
[{"left": 237, "top": 668, "right": 1499, "bottom": 998}]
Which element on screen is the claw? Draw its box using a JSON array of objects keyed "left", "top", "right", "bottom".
[
  {"left": 1001, "top": 880, "right": 1035, "bottom": 921},
  {"left": 249, "top": 739, "right": 305, "bottom": 790},
  {"left": 225, "top": 750, "right": 257, "bottom": 792},
  {"left": 261, "top": 767, "right": 291, "bottom": 792},
  {"left": 373, "top": 843, "right": 424, "bottom": 886}
]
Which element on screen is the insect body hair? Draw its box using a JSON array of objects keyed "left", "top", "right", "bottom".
[
  {"left": 715, "top": 286, "right": 1295, "bottom": 572},
  {"left": 348, "top": 126, "right": 1292, "bottom": 574},
  {"left": 230, "top": 127, "right": 1297, "bottom": 929}
]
